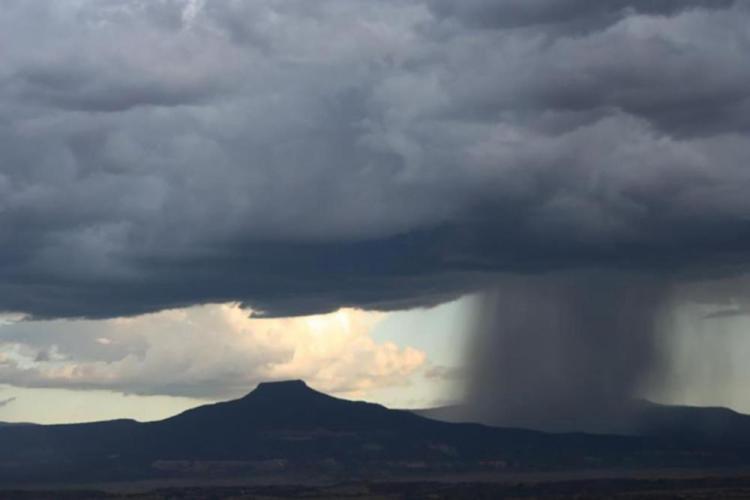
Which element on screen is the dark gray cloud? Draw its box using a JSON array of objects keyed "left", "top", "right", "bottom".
[
  {"left": 0, "top": 397, "right": 16, "bottom": 409},
  {"left": 429, "top": 0, "right": 737, "bottom": 29},
  {"left": 1, "top": 0, "right": 750, "bottom": 319},
  {"left": 703, "top": 308, "right": 750, "bottom": 320}
]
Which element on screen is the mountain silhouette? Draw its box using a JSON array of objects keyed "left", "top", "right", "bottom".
[
  {"left": 2, "top": 381, "right": 750, "bottom": 485},
  {"left": 414, "top": 399, "right": 750, "bottom": 446},
  {"left": 167, "top": 380, "right": 424, "bottom": 430}
]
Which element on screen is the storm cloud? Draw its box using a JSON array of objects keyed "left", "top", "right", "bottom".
[{"left": 1, "top": 0, "right": 750, "bottom": 319}]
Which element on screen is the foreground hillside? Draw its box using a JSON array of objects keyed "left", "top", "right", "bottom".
[{"left": 2, "top": 381, "right": 750, "bottom": 486}]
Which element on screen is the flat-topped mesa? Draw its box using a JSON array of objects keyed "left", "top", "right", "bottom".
[
  {"left": 245, "top": 380, "right": 321, "bottom": 401},
  {"left": 255, "top": 379, "right": 307, "bottom": 391}
]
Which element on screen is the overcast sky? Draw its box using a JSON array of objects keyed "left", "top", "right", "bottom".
[{"left": 3, "top": 0, "right": 750, "bottom": 422}]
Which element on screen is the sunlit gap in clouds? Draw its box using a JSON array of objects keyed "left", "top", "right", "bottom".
[{"left": 0, "top": 303, "right": 443, "bottom": 423}]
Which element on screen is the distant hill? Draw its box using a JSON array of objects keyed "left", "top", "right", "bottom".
[
  {"left": 634, "top": 401, "right": 750, "bottom": 446},
  {"left": 2, "top": 381, "right": 750, "bottom": 485},
  {"left": 414, "top": 399, "right": 750, "bottom": 446}
]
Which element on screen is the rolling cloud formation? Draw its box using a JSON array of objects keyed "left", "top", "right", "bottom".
[{"left": 1, "top": 0, "right": 750, "bottom": 319}]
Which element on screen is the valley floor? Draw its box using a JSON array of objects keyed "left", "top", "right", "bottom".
[{"left": 6, "top": 470, "right": 750, "bottom": 499}]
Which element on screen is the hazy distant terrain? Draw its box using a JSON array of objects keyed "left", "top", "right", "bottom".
[{"left": 415, "top": 400, "right": 750, "bottom": 445}]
